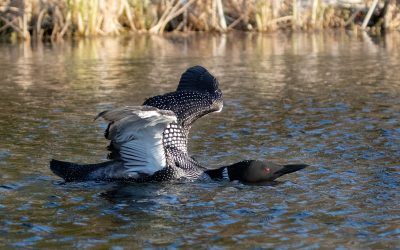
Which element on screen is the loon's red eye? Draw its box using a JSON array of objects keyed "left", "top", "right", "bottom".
[{"left": 264, "top": 167, "right": 271, "bottom": 173}]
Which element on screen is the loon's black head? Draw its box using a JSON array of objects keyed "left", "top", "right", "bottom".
[
  {"left": 143, "top": 66, "right": 223, "bottom": 127},
  {"left": 177, "top": 65, "right": 223, "bottom": 112},
  {"left": 226, "top": 160, "right": 308, "bottom": 183},
  {"left": 177, "top": 65, "right": 220, "bottom": 94}
]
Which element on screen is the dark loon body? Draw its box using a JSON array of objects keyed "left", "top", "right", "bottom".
[
  {"left": 52, "top": 105, "right": 206, "bottom": 182},
  {"left": 51, "top": 66, "right": 223, "bottom": 182},
  {"left": 50, "top": 66, "right": 308, "bottom": 183}
]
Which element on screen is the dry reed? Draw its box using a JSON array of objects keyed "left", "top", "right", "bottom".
[{"left": 0, "top": 0, "right": 399, "bottom": 41}]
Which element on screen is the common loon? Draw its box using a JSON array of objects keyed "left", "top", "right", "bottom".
[
  {"left": 50, "top": 66, "right": 308, "bottom": 183},
  {"left": 50, "top": 106, "right": 307, "bottom": 183}
]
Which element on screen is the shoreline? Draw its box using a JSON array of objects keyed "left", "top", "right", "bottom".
[
  {"left": 1, "top": 0, "right": 399, "bottom": 42},
  {"left": 1, "top": 31, "right": 399, "bottom": 59},
  {"left": 0, "top": 27, "right": 398, "bottom": 45}
]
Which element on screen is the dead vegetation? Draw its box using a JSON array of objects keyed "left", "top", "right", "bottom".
[{"left": 0, "top": 0, "right": 399, "bottom": 41}]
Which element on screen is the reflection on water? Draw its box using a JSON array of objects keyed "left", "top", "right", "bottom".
[{"left": 0, "top": 32, "right": 399, "bottom": 248}]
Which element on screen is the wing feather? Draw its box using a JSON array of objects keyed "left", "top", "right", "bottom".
[{"left": 97, "top": 106, "right": 177, "bottom": 177}]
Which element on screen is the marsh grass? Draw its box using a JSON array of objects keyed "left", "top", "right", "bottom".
[{"left": 0, "top": 0, "right": 399, "bottom": 41}]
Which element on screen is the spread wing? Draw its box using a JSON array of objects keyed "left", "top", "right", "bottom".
[
  {"left": 96, "top": 106, "right": 177, "bottom": 178},
  {"left": 143, "top": 66, "right": 223, "bottom": 128}
]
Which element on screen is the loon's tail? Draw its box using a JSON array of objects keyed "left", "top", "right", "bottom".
[{"left": 50, "top": 159, "right": 116, "bottom": 182}]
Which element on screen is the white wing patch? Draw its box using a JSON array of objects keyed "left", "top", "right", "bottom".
[{"left": 97, "top": 106, "right": 177, "bottom": 178}]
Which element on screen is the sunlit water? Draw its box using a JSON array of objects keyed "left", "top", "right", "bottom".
[{"left": 0, "top": 32, "right": 399, "bottom": 248}]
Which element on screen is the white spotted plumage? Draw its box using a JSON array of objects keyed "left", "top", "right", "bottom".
[
  {"left": 97, "top": 105, "right": 200, "bottom": 181},
  {"left": 222, "top": 167, "right": 229, "bottom": 179}
]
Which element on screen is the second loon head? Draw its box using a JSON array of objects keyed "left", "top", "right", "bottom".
[
  {"left": 177, "top": 65, "right": 223, "bottom": 113},
  {"left": 177, "top": 65, "right": 220, "bottom": 93},
  {"left": 225, "top": 160, "right": 308, "bottom": 183}
]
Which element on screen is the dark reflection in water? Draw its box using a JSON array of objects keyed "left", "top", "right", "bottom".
[{"left": 0, "top": 32, "right": 399, "bottom": 248}]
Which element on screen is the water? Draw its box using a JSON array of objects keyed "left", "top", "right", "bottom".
[{"left": 0, "top": 32, "right": 399, "bottom": 248}]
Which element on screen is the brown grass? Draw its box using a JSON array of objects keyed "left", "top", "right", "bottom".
[{"left": 0, "top": 0, "right": 399, "bottom": 41}]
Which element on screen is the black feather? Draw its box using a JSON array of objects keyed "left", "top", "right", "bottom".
[
  {"left": 177, "top": 65, "right": 219, "bottom": 93},
  {"left": 50, "top": 159, "right": 113, "bottom": 182}
]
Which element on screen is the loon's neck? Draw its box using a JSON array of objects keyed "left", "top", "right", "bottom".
[{"left": 205, "top": 164, "right": 247, "bottom": 181}]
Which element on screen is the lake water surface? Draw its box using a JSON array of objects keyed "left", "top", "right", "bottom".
[{"left": 0, "top": 32, "right": 399, "bottom": 248}]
